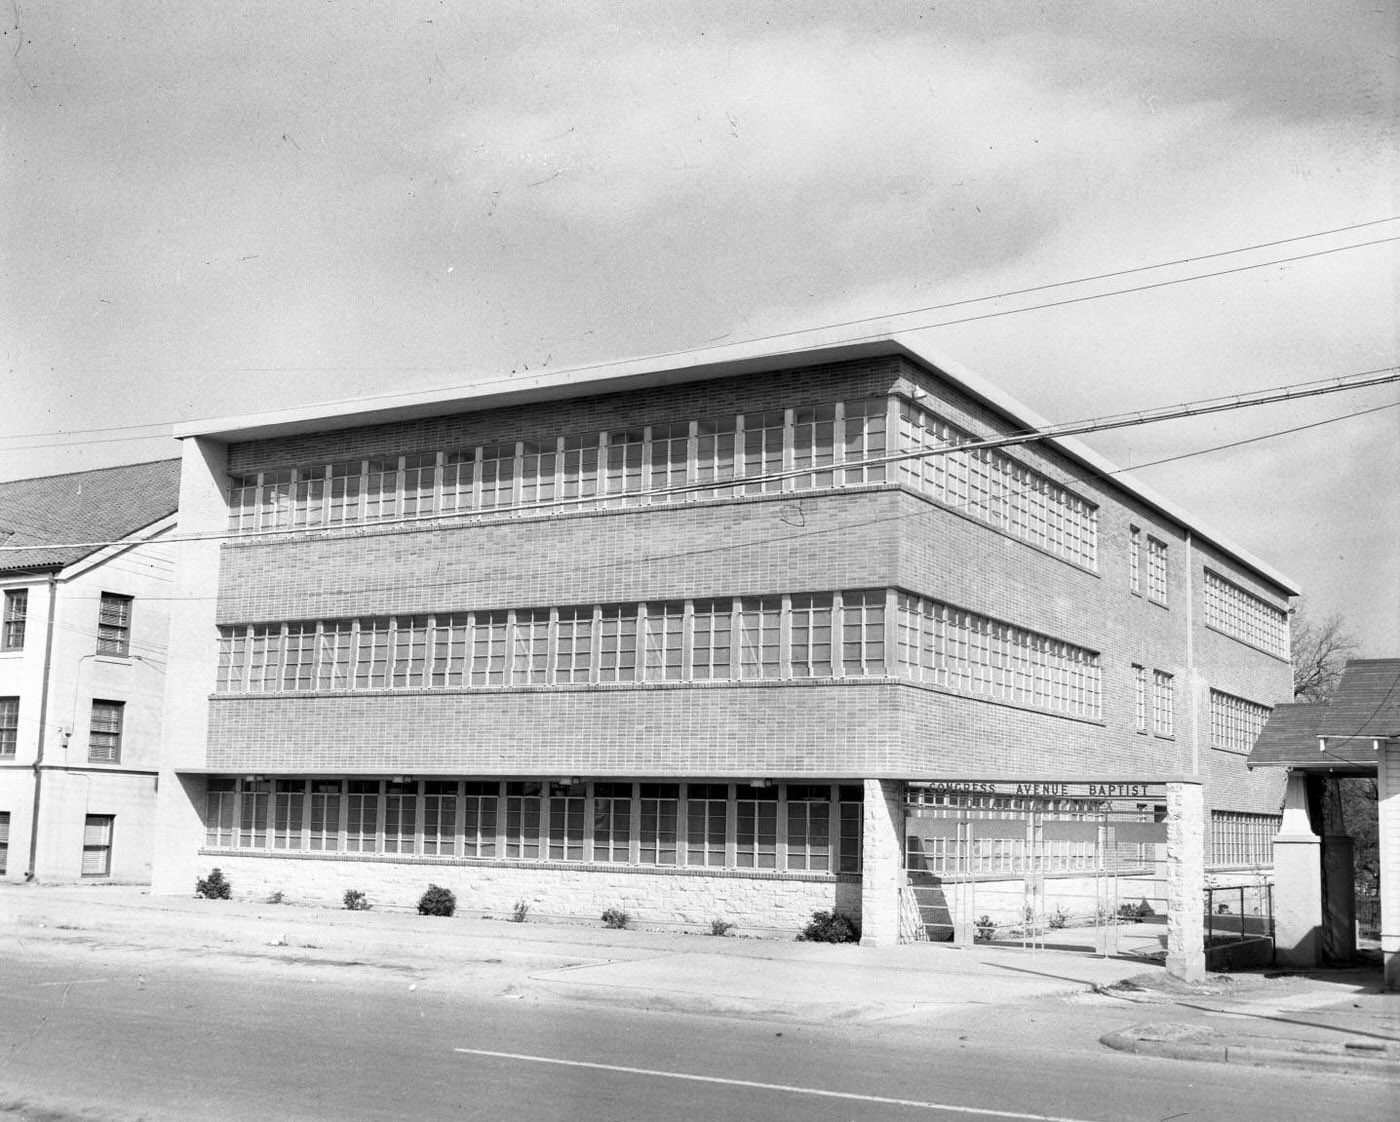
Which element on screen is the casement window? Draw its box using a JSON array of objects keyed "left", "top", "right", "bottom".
[
  {"left": 1211, "top": 811, "right": 1280, "bottom": 866},
  {"left": 841, "top": 399, "right": 887, "bottom": 485},
  {"left": 897, "top": 399, "right": 1097, "bottom": 568},
  {"left": 735, "top": 785, "right": 778, "bottom": 868},
  {"left": 547, "top": 782, "right": 585, "bottom": 861},
  {"left": 694, "top": 415, "right": 738, "bottom": 498},
  {"left": 1210, "top": 690, "right": 1272, "bottom": 755},
  {"left": 217, "top": 628, "right": 249, "bottom": 693},
  {"left": 317, "top": 623, "right": 354, "bottom": 691},
  {"left": 519, "top": 441, "right": 557, "bottom": 506},
  {"left": 638, "top": 783, "right": 679, "bottom": 865},
  {"left": 205, "top": 778, "right": 237, "bottom": 846},
  {"left": 273, "top": 780, "right": 305, "bottom": 850},
  {"left": 327, "top": 461, "right": 364, "bottom": 525},
  {"left": 504, "top": 781, "right": 543, "bottom": 860},
  {"left": 97, "top": 593, "right": 133, "bottom": 656},
  {"left": 354, "top": 619, "right": 392, "bottom": 690},
  {"left": 391, "top": 618, "right": 429, "bottom": 689},
  {"left": 479, "top": 444, "right": 516, "bottom": 510},
  {"left": 291, "top": 464, "right": 326, "bottom": 528},
  {"left": 239, "top": 780, "right": 270, "bottom": 848},
  {"left": 345, "top": 780, "right": 380, "bottom": 852},
  {"left": 511, "top": 609, "right": 550, "bottom": 685},
  {"left": 363, "top": 459, "right": 398, "bottom": 521},
  {"left": 422, "top": 781, "right": 458, "bottom": 856},
  {"left": 0, "top": 697, "right": 17, "bottom": 757},
  {"left": 597, "top": 605, "right": 638, "bottom": 683},
  {"left": 785, "top": 784, "right": 832, "bottom": 871},
  {"left": 88, "top": 700, "right": 124, "bottom": 762},
  {"left": 1146, "top": 537, "right": 1168, "bottom": 605},
  {"left": 591, "top": 782, "right": 632, "bottom": 863},
  {"left": 308, "top": 780, "right": 342, "bottom": 851},
  {"left": 790, "top": 404, "right": 837, "bottom": 490},
  {"left": 738, "top": 596, "right": 781, "bottom": 679},
  {"left": 603, "top": 429, "right": 645, "bottom": 502},
  {"left": 743, "top": 409, "right": 786, "bottom": 494},
  {"left": 1129, "top": 527, "right": 1141, "bottom": 594},
  {"left": 690, "top": 600, "right": 733, "bottom": 680},
  {"left": 81, "top": 815, "right": 114, "bottom": 877},
  {"left": 1203, "top": 570, "right": 1289, "bottom": 658},
  {"left": 383, "top": 780, "right": 417, "bottom": 854},
  {"left": 442, "top": 450, "right": 478, "bottom": 513},
  {"left": 1133, "top": 665, "right": 1148, "bottom": 733},
  {"left": 649, "top": 422, "right": 690, "bottom": 495},
  {"left": 461, "top": 781, "right": 499, "bottom": 858},
  {"left": 643, "top": 602, "right": 685, "bottom": 682},
  {"left": 282, "top": 625, "right": 317, "bottom": 692},
  {"left": 840, "top": 590, "right": 886, "bottom": 676},
  {"left": 554, "top": 607, "right": 593, "bottom": 684},
  {"left": 896, "top": 593, "right": 1101, "bottom": 719},
  {"left": 0, "top": 811, "right": 9, "bottom": 875},
  {"left": 789, "top": 594, "right": 834, "bottom": 678},
  {"left": 248, "top": 625, "right": 282, "bottom": 693},
  {"left": 401, "top": 453, "right": 439, "bottom": 517},
  {"left": 685, "top": 783, "right": 728, "bottom": 867},
  {"left": 560, "top": 434, "right": 602, "bottom": 502},
  {"left": 2, "top": 589, "right": 28, "bottom": 651},
  {"left": 837, "top": 786, "right": 863, "bottom": 873},
  {"left": 471, "top": 612, "right": 509, "bottom": 686},
  {"left": 1152, "top": 671, "right": 1175, "bottom": 736}
]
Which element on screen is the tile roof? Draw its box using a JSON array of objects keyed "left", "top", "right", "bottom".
[
  {"left": 1248, "top": 659, "right": 1400, "bottom": 772},
  {"left": 0, "top": 459, "right": 181, "bottom": 574}
]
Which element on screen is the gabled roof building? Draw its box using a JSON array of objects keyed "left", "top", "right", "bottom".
[{"left": 0, "top": 459, "right": 180, "bottom": 882}]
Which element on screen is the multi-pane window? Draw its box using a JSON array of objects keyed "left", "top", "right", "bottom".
[
  {"left": 0, "top": 811, "right": 7, "bottom": 876},
  {"left": 462, "top": 781, "right": 499, "bottom": 858},
  {"left": 309, "top": 780, "right": 342, "bottom": 851},
  {"left": 472, "top": 612, "right": 509, "bottom": 686},
  {"left": 383, "top": 780, "right": 417, "bottom": 854},
  {"left": 841, "top": 399, "right": 887, "bottom": 484},
  {"left": 897, "top": 400, "right": 1097, "bottom": 568},
  {"left": 1133, "top": 665, "right": 1147, "bottom": 733},
  {"left": 649, "top": 422, "right": 690, "bottom": 495},
  {"left": 401, "top": 453, "right": 439, "bottom": 517},
  {"left": 345, "top": 780, "right": 380, "bottom": 853},
  {"left": 0, "top": 697, "right": 16, "bottom": 757},
  {"left": 1128, "top": 527, "right": 1141, "bottom": 594},
  {"left": 239, "top": 779, "right": 270, "bottom": 848},
  {"left": 282, "top": 625, "right": 316, "bottom": 691},
  {"left": 897, "top": 594, "right": 1101, "bottom": 719},
  {"left": 97, "top": 593, "right": 133, "bottom": 656},
  {"left": 422, "top": 780, "right": 458, "bottom": 856},
  {"left": 505, "top": 781, "right": 543, "bottom": 860},
  {"left": 274, "top": 780, "right": 305, "bottom": 850},
  {"left": 838, "top": 786, "right": 863, "bottom": 873},
  {"left": 560, "top": 434, "right": 601, "bottom": 504},
  {"left": 81, "top": 815, "right": 114, "bottom": 877},
  {"left": 205, "top": 778, "right": 237, "bottom": 846},
  {"left": 511, "top": 609, "right": 550, "bottom": 685},
  {"left": 690, "top": 600, "right": 733, "bottom": 680},
  {"left": 790, "top": 405, "right": 836, "bottom": 490},
  {"left": 789, "top": 594, "right": 834, "bottom": 678},
  {"left": 1203, "top": 570, "right": 1289, "bottom": 658},
  {"left": 743, "top": 410, "right": 786, "bottom": 494},
  {"left": 547, "top": 782, "right": 585, "bottom": 861},
  {"left": 354, "top": 620, "right": 392, "bottom": 690},
  {"left": 89, "top": 700, "right": 124, "bottom": 762},
  {"left": 597, "top": 605, "right": 638, "bottom": 684},
  {"left": 1152, "top": 671, "right": 1175, "bottom": 736},
  {"left": 841, "top": 590, "right": 885, "bottom": 676},
  {"left": 735, "top": 785, "right": 778, "bottom": 868},
  {"left": 695, "top": 415, "right": 738, "bottom": 498},
  {"left": 604, "top": 429, "right": 645, "bottom": 502},
  {"left": 685, "top": 783, "right": 728, "bottom": 867},
  {"left": 478, "top": 444, "right": 516, "bottom": 510},
  {"left": 554, "top": 607, "right": 593, "bottom": 685},
  {"left": 317, "top": 623, "right": 354, "bottom": 691},
  {"left": 592, "top": 782, "right": 632, "bottom": 863},
  {"left": 391, "top": 619, "right": 430, "bottom": 689},
  {"left": 1146, "top": 537, "right": 1168, "bottom": 605},
  {"left": 785, "top": 785, "right": 831, "bottom": 871},
  {"left": 519, "top": 441, "right": 556, "bottom": 506},
  {"left": 643, "top": 602, "right": 685, "bottom": 681},
  {"left": 738, "top": 596, "right": 781, "bottom": 679},
  {"left": 2, "top": 589, "right": 27, "bottom": 651},
  {"left": 1210, "top": 690, "right": 1272, "bottom": 755},
  {"left": 638, "top": 783, "right": 678, "bottom": 865},
  {"left": 1211, "top": 811, "right": 1280, "bottom": 866}
]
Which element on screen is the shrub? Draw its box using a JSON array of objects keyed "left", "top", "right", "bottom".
[
  {"left": 797, "top": 910, "right": 860, "bottom": 943},
  {"left": 195, "top": 868, "right": 232, "bottom": 900},
  {"left": 601, "top": 907, "right": 630, "bottom": 929},
  {"left": 1048, "top": 906, "right": 1070, "bottom": 930},
  {"left": 709, "top": 918, "right": 735, "bottom": 937},
  {"left": 974, "top": 915, "right": 997, "bottom": 942},
  {"left": 511, "top": 898, "right": 530, "bottom": 923},
  {"left": 417, "top": 884, "right": 456, "bottom": 917},
  {"left": 343, "top": 890, "right": 371, "bottom": 911}
]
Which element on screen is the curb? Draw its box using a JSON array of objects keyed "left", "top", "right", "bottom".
[{"left": 1101, "top": 1023, "right": 1400, "bottom": 1079}]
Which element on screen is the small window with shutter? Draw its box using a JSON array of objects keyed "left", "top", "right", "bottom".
[{"left": 82, "top": 815, "right": 113, "bottom": 876}]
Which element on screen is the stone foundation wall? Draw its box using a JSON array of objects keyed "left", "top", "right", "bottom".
[{"left": 198, "top": 850, "right": 859, "bottom": 934}]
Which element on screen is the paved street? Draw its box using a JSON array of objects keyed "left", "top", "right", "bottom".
[{"left": 1, "top": 901, "right": 1393, "bottom": 1122}]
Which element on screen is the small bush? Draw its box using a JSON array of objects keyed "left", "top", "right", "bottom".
[
  {"left": 1117, "top": 900, "right": 1152, "bottom": 922},
  {"left": 601, "top": 907, "right": 630, "bottom": 929},
  {"left": 266, "top": 890, "right": 285, "bottom": 905},
  {"left": 195, "top": 868, "right": 232, "bottom": 900},
  {"left": 511, "top": 898, "right": 530, "bottom": 923},
  {"left": 343, "top": 890, "right": 371, "bottom": 911},
  {"left": 974, "top": 915, "right": 997, "bottom": 942},
  {"left": 1048, "top": 906, "right": 1070, "bottom": 930},
  {"left": 709, "top": 918, "right": 735, "bottom": 937},
  {"left": 797, "top": 910, "right": 860, "bottom": 943},
  {"left": 417, "top": 884, "right": 456, "bottom": 917}
]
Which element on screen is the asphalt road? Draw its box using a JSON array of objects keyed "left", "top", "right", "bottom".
[{"left": 0, "top": 938, "right": 1390, "bottom": 1122}]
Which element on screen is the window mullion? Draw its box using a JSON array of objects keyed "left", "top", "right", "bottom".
[{"left": 782, "top": 407, "right": 795, "bottom": 492}]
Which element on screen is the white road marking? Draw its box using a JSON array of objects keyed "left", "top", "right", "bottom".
[
  {"left": 31, "top": 978, "right": 111, "bottom": 987},
  {"left": 453, "top": 1047, "right": 1104, "bottom": 1121}
]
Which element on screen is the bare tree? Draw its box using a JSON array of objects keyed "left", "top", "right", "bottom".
[{"left": 1291, "top": 600, "right": 1362, "bottom": 703}]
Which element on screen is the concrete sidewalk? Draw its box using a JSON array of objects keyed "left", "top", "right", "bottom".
[{"left": 4, "top": 882, "right": 1397, "bottom": 1077}]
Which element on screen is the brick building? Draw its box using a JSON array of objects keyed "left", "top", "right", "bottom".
[
  {"left": 149, "top": 333, "right": 1295, "bottom": 942},
  {"left": 0, "top": 460, "right": 179, "bottom": 882}
]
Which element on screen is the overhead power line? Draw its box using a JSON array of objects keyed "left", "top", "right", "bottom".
[
  {"left": 1, "top": 217, "right": 1395, "bottom": 450},
  {"left": 4, "top": 365, "right": 1396, "bottom": 556}
]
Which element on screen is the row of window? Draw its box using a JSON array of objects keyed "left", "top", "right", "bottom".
[
  {"left": 204, "top": 777, "right": 864, "bottom": 873},
  {"left": 0, "top": 589, "right": 133, "bottom": 657},
  {"left": 1128, "top": 527, "right": 1169, "bottom": 605},
  {"left": 1131, "top": 665, "right": 1176, "bottom": 737},
  {"left": 1203, "top": 570, "right": 1289, "bottom": 659},
  {"left": 1209, "top": 690, "right": 1273, "bottom": 755},
  {"left": 0, "top": 812, "right": 110, "bottom": 878},
  {"left": 214, "top": 589, "right": 1104, "bottom": 719},
  {"left": 0, "top": 698, "right": 124, "bottom": 762},
  {"left": 226, "top": 393, "right": 1103, "bottom": 570},
  {"left": 1209, "top": 810, "right": 1281, "bottom": 866}
]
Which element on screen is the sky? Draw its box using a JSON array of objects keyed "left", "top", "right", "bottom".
[{"left": 2, "top": 2, "right": 1397, "bottom": 652}]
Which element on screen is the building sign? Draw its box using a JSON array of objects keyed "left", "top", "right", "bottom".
[{"left": 910, "top": 780, "right": 1165, "bottom": 801}]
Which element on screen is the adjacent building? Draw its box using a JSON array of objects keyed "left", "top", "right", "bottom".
[
  {"left": 148, "top": 332, "right": 1296, "bottom": 942},
  {"left": 0, "top": 460, "right": 180, "bottom": 882}
]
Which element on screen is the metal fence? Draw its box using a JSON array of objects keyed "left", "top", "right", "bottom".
[{"left": 1204, "top": 883, "right": 1274, "bottom": 947}]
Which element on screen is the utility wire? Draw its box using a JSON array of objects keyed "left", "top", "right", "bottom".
[{"left": 1, "top": 219, "right": 1395, "bottom": 450}]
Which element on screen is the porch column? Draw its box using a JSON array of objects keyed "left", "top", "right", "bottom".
[
  {"left": 1165, "top": 780, "right": 1206, "bottom": 983},
  {"left": 1272, "top": 769, "right": 1323, "bottom": 967},
  {"left": 859, "top": 779, "right": 903, "bottom": 946}
]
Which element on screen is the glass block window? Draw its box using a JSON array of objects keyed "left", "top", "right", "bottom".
[
  {"left": 1210, "top": 690, "right": 1272, "bottom": 755},
  {"left": 1203, "top": 570, "right": 1289, "bottom": 658}
]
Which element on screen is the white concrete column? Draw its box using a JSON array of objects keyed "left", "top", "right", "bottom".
[
  {"left": 859, "top": 778, "right": 904, "bottom": 947},
  {"left": 151, "top": 436, "right": 228, "bottom": 895},
  {"left": 1272, "top": 770, "right": 1323, "bottom": 967},
  {"left": 1165, "top": 780, "right": 1206, "bottom": 982},
  {"left": 1379, "top": 744, "right": 1400, "bottom": 991}
]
